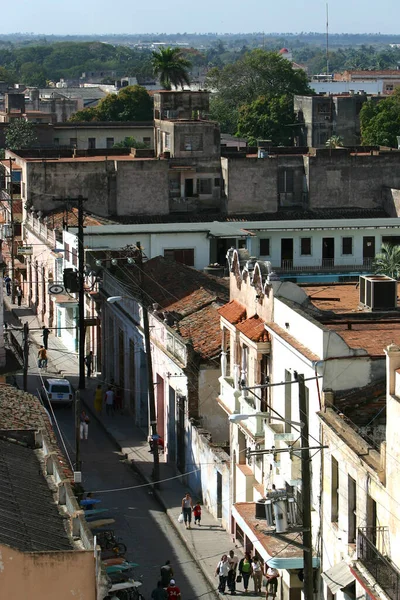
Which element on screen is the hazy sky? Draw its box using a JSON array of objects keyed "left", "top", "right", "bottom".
[{"left": 1, "top": 0, "right": 400, "bottom": 36}]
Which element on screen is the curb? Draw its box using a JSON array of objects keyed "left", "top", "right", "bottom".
[{"left": 82, "top": 397, "right": 219, "bottom": 599}]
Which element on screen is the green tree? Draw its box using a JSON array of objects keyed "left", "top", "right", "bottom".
[
  {"left": 326, "top": 135, "right": 344, "bottom": 148},
  {"left": 151, "top": 47, "right": 191, "bottom": 90},
  {"left": 206, "top": 49, "right": 311, "bottom": 135},
  {"left": 113, "top": 136, "right": 148, "bottom": 149},
  {"left": 69, "top": 86, "right": 153, "bottom": 122},
  {"left": 0, "top": 66, "right": 16, "bottom": 85},
  {"left": 5, "top": 119, "right": 38, "bottom": 151},
  {"left": 237, "top": 95, "right": 296, "bottom": 145},
  {"left": 360, "top": 91, "right": 400, "bottom": 148},
  {"left": 373, "top": 243, "right": 400, "bottom": 279}
]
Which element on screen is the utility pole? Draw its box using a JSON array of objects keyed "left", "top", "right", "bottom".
[
  {"left": 298, "top": 373, "right": 314, "bottom": 600},
  {"left": 326, "top": 3, "right": 330, "bottom": 76},
  {"left": 8, "top": 157, "right": 16, "bottom": 304},
  {"left": 22, "top": 322, "right": 29, "bottom": 391},
  {"left": 75, "top": 389, "right": 81, "bottom": 472},
  {"left": 54, "top": 195, "right": 87, "bottom": 390},
  {"left": 135, "top": 243, "right": 160, "bottom": 486}
]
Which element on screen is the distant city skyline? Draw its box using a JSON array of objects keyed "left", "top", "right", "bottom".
[{"left": 0, "top": 0, "right": 399, "bottom": 37}]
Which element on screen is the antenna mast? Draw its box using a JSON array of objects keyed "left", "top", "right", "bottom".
[{"left": 326, "top": 2, "right": 329, "bottom": 75}]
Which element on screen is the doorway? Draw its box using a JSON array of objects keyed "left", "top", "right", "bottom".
[
  {"left": 168, "top": 386, "right": 176, "bottom": 462},
  {"left": 217, "top": 471, "right": 223, "bottom": 519},
  {"left": 156, "top": 374, "right": 165, "bottom": 440},
  {"left": 177, "top": 395, "right": 186, "bottom": 472},
  {"left": 281, "top": 238, "right": 294, "bottom": 267},
  {"left": 185, "top": 178, "right": 194, "bottom": 197},
  {"left": 363, "top": 236, "right": 375, "bottom": 266},
  {"left": 322, "top": 237, "right": 335, "bottom": 267}
]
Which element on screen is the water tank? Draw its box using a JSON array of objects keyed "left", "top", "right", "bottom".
[
  {"left": 273, "top": 500, "right": 289, "bottom": 533},
  {"left": 255, "top": 499, "right": 266, "bottom": 519}
]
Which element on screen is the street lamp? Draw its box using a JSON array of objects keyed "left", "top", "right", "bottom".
[{"left": 106, "top": 295, "right": 124, "bottom": 304}]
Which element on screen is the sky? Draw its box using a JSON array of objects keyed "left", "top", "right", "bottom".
[{"left": 1, "top": 0, "right": 400, "bottom": 36}]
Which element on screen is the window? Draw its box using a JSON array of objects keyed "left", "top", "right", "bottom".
[
  {"left": 214, "top": 177, "right": 220, "bottom": 187},
  {"left": 386, "top": 84, "right": 394, "bottom": 92},
  {"left": 143, "top": 137, "right": 151, "bottom": 146},
  {"left": 106, "top": 137, "right": 114, "bottom": 149},
  {"left": 300, "top": 237, "right": 312, "bottom": 256},
  {"left": 54, "top": 138, "right": 60, "bottom": 146},
  {"left": 64, "top": 242, "right": 70, "bottom": 261},
  {"left": 259, "top": 238, "right": 270, "bottom": 256},
  {"left": 331, "top": 457, "right": 339, "bottom": 523},
  {"left": 164, "top": 248, "right": 194, "bottom": 266},
  {"left": 21, "top": 182, "right": 26, "bottom": 197},
  {"left": 278, "top": 169, "right": 294, "bottom": 193},
  {"left": 164, "top": 132, "right": 171, "bottom": 149},
  {"left": 197, "top": 178, "right": 212, "bottom": 195},
  {"left": 342, "top": 237, "right": 353, "bottom": 255},
  {"left": 71, "top": 247, "right": 78, "bottom": 267},
  {"left": 69, "top": 138, "right": 77, "bottom": 148},
  {"left": 180, "top": 133, "right": 203, "bottom": 152},
  {"left": 348, "top": 476, "right": 357, "bottom": 543},
  {"left": 88, "top": 137, "right": 96, "bottom": 149}
]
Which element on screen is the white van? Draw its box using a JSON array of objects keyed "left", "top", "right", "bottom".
[{"left": 42, "top": 378, "right": 74, "bottom": 406}]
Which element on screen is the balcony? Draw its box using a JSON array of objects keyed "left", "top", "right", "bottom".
[
  {"left": 357, "top": 527, "right": 400, "bottom": 600},
  {"left": 218, "top": 375, "right": 241, "bottom": 414}
]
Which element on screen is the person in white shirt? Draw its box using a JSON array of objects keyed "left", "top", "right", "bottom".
[
  {"left": 265, "top": 564, "right": 280, "bottom": 598},
  {"left": 252, "top": 557, "right": 263, "bottom": 594},
  {"left": 216, "top": 554, "right": 230, "bottom": 593},
  {"left": 227, "top": 550, "right": 238, "bottom": 594}
]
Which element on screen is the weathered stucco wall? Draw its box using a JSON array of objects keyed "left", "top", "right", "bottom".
[{"left": 0, "top": 546, "right": 96, "bottom": 600}]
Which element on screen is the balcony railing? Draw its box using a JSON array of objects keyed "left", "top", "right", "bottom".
[
  {"left": 276, "top": 258, "right": 373, "bottom": 273},
  {"left": 357, "top": 527, "right": 400, "bottom": 600}
]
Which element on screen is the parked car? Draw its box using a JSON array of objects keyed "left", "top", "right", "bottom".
[{"left": 41, "top": 378, "right": 74, "bottom": 407}]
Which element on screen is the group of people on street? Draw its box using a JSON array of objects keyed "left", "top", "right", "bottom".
[
  {"left": 152, "top": 561, "right": 181, "bottom": 600},
  {"left": 93, "top": 381, "right": 124, "bottom": 416},
  {"left": 180, "top": 492, "right": 202, "bottom": 529},
  {"left": 216, "top": 551, "right": 279, "bottom": 597},
  {"left": 4, "top": 276, "right": 23, "bottom": 306}
]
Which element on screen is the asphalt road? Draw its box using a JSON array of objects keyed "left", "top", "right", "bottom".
[{"left": 23, "top": 367, "right": 217, "bottom": 600}]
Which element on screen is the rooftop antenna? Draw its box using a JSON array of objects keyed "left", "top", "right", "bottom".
[{"left": 326, "top": 3, "right": 329, "bottom": 76}]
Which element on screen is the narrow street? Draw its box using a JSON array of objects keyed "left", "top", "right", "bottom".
[{"left": 8, "top": 315, "right": 217, "bottom": 600}]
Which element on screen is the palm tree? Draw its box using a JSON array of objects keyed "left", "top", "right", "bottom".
[
  {"left": 325, "top": 135, "right": 344, "bottom": 149},
  {"left": 151, "top": 47, "right": 191, "bottom": 91},
  {"left": 373, "top": 243, "right": 400, "bottom": 279}
]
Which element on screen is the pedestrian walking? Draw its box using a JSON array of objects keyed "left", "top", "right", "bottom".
[
  {"left": 42, "top": 326, "right": 50, "bottom": 350},
  {"left": 3, "top": 322, "right": 8, "bottom": 345},
  {"left": 181, "top": 492, "right": 193, "bottom": 529},
  {"left": 152, "top": 581, "right": 168, "bottom": 600},
  {"left": 166, "top": 580, "right": 181, "bottom": 600},
  {"left": 16, "top": 285, "right": 23, "bottom": 307},
  {"left": 264, "top": 564, "right": 279, "bottom": 599},
  {"left": 238, "top": 553, "right": 253, "bottom": 593},
  {"left": 37, "top": 346, "right": 47, "bottom": 369},
  {"left": 252, "top": 557, "right": 263, "bottom": 594},
  {"left": 105, "top": 386, "right": 115, "bottom": 416},
  {"left": 227, "top": 550, "right": 238, "bottom": 595},
  {"left": 85, "top": 350, "right": 93, "bottom": 378},
  {"left": 160, "top": 560, "right": 174, "bottom": 588},
  {"left": 94, "top": 384, "right": 103, "bottom": 414},
  {"left": 216, "top": 554, "right": 230, "bottom": 594},
  {"left": 193, "top": 501, "right": 202, "bottom": 526},
  {"left": 80, "top": 410, "right": 90, "bottom": 440},
  {"left": 5, "top": 276, "right": 11, "bottom": 296}
]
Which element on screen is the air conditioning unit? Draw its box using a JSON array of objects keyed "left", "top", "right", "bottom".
[{"left": 359, "top": 275, "right": 397, "bottom": 311}]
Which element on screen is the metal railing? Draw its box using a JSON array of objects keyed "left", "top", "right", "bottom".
[
  {"left": 358, "top": 527, "right": 400, "bottom": 600},
  {"left": 277, "top": 258, "right": 373, "bottom": 273}
]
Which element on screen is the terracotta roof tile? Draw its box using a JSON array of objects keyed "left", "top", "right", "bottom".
[
  {"left": 236, "top": 315, "right": 270, "bottom": 342},
  {"left": 326, "top": 322, "right": 400, "bottom": 356},
  {"left": 266, "top": 322, "right": 320, "bottom": 362},
  {"left": 178, "top": 302, "right": 222, "bottom": 360},
  {"left": 218, "top": 300, "right": 247, "bottom": 324}
]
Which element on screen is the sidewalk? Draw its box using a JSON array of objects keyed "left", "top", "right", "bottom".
[{"left": 3, "top": 294, "right": 255, "bottom": 599}]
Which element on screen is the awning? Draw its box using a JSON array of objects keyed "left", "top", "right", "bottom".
[
  {"left": 322, "top": 561, "right": 355, "bottom": 594},
  {"left": 51, "top": 294, "right": 79, "bottom": 307}
]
